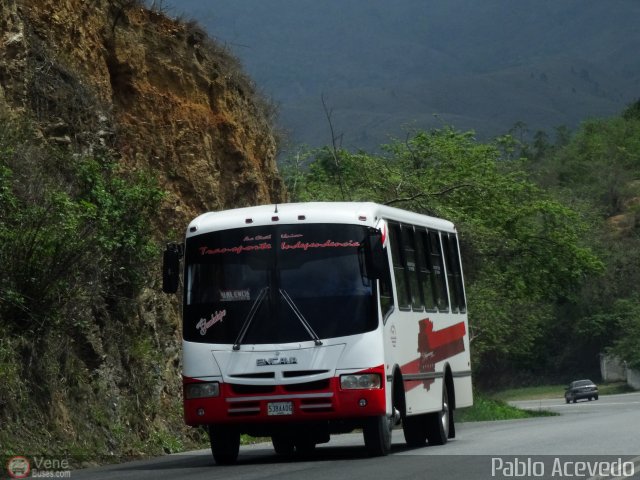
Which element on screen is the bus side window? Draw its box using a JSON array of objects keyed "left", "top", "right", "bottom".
[
  {"left": 427, "top": 230, "right": 449, "bottom": 312},
  {"left": 378, "top": 246, "right": 395, "bottom": 320},
  {"left": 444, "top": 233, "right": 466, "bottom": 313},
  {"left": 402, "top": 226, "right": 424, "bottom": 311},
  {"left": 389, "top": 223, "right": 411, "bottom": 310},
  {"left": 442, "top": 234, "right": 459, "bottom": 313},
  {"left": 416, "top": 230, "right": 436, "bottom": 311}
]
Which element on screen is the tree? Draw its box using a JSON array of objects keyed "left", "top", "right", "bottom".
[
  {"left": 515, "top": 102, "right": 640, "bottom": 378},
  {"left": 544, "top": 106, "right": 640, "bottom": 372},
  {"left": 621, "top": 98, "right": 640, "bottom": 121},
  {"left": 283, "top": 127, "right": 602, "bottom": 379}
]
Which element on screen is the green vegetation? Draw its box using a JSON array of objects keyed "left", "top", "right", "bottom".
[
  {"left": 284, "top": 127, "right": 600, "bottom": 384},
  {"left": 494, "top": 382, "right": 634, "bottom": 402},
  {"left": 0, "top": 111, "right": 208, "bottom": 461},
  {"left": 523, "top": 100, "right": 640, "bottom": 372},
  {"left": 491, "top": 385, "right": 567, "bottom": 402},
  {"left": 284, "top": 99, "right": 640, "bottom": 385},
  {"left": 455, "top": 395, "right": 556, "bottom": 422},
  {"left": 456, "top": 380, "right": 634, "bottom": 422}
]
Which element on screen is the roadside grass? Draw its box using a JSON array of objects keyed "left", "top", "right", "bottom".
[
  {"left": 491, "top": 381, "right": 633, "bottom": 402},
  {"left": 599, "top": 382, "right": 635, "bottom": 395},
  {"left": 454, "top": 381, "right": 636, "bottom": 423},
  {"left": 455, "top": 394, "right": 557, "bottom": 422},
  {"left": 491, "top": 384, "right": 566, "bottom": 402}
]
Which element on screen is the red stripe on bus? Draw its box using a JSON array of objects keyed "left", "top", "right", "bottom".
[{"left": 400, "top": 318, "right": 466, "bottom": 392}]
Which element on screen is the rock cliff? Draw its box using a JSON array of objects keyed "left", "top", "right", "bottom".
[
  {"left": 1, "top": 0, "right": 285, "bottom": 229},
  {"left": 0, "top": 0, "right": 285, "bottom": 460}
]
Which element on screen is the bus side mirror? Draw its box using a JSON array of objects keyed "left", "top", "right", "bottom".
[
  {"left": 366, "top": 230, "right": 386, "bottom": 279},
  {"left": 162, "top": 243, "right": 183, "bottom": 294}
]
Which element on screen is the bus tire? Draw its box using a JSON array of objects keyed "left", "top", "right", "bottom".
[
  {"left": 448, "top": 400, "right": 456, "bottom": 439},
  {"left": 425, "top": 385, "right": 450, "bottom": 446},
  {"left": 272, "top": 435, "right": 295, "bottom": 456},
  {"left": 295, "top": 438, "right": 316, "bottom": 457},
  {"left": 402, "top": 413, "right": 427, "bottom": 447},
  {"left": 363, "top": 414, "right": 392, "bottom": 456},
  {"left": 393, "top": 368, "right": 427, "bottom": 447},
  {"left": 209, "top": 425, "right": 240, "bottom": 465}
]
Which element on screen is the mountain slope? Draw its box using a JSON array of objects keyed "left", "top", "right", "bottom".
[{"left": 169, "top": 0, "right": 640, "bottom": 149}]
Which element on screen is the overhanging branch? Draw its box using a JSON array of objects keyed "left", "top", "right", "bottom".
[{"left": 384, "top": 183, "right": 474, "bottom": 206}]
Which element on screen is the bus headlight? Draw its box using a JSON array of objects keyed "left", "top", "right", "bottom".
[
  {"left": 185, "top": 382, "right": 220, "bottom": 399},
  {"left": 340, "top": 374, "right": 381, "bottom": 390}
]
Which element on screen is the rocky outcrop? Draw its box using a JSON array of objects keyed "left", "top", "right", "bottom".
[
  {"left": 0, "top": 0, "right": 285, "bottom": 459},
  {"left": 1, "top": 0, "right": 285, "bottom": 234}
]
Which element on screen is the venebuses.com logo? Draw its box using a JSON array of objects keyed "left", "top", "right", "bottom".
[
  {"left": 6, "top": 457, "right": 30, "bottom": 479},
  {"left": 5, "top": 455, "right": 71, "bottom": 478}
]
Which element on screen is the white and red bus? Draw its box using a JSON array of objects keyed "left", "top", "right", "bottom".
[{"left": 163, "top": 202, "right": 472, "bottom": 464}]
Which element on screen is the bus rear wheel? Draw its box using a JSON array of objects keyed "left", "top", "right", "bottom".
[
  {"left": 209, "top": 425, "right": 240, "bottom": 465},
  {"left": 363, "top": 414, "right": 392, "bottom": 456}
]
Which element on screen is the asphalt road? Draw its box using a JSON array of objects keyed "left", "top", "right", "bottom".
[{"left": 72, "top": 392, "right": 640, "bottom": 480}]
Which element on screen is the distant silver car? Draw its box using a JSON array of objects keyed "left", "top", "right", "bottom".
[{"left": 565, "top": 379, "right": 599, "bottom": 403}]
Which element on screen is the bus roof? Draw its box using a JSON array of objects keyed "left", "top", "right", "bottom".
[{"left": 186, "top": 202, "right": 456, "bottom": 237}]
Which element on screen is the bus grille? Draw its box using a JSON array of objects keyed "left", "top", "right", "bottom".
[{"left": 224, "top": 379, "right": 335, "bottom": 417}]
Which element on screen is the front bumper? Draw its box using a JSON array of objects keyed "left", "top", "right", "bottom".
[{"left": 184, "top": 368, "right": 386, "bottom": 426}]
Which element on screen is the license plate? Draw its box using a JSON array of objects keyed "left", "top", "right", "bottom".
[{"left": 267, "top": 401, "right": 293, "bottom": 416}]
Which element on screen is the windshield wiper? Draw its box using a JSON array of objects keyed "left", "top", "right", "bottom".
[
  {"left": 279, "top": 289, "right": 323, "bottom": 346},
  {"left": 233, "top": 287, "right": 269, "bottom": 350}
]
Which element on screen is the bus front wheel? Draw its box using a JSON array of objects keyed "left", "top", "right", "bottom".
[
  {"left": 363, "top": 414, "right": 392, "bottom": 456},
  {"left": 272, "top": 434, "right": 295, "bottom": 456},
  {"left": 209, "top": 425, "right": 240, "bottom": 465}
]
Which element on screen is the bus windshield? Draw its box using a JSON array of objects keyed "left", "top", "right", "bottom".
[{"left": 183, "top": 223, "right": 377, "bottom": 344}]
